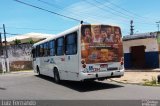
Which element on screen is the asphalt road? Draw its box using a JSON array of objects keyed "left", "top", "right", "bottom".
[{"left": 0, "top": 71, "right": 160, "bottom": 100}]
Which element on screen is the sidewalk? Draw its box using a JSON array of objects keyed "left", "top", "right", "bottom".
[
  {"left": 110, "top": 71, "right": 160, "bottom": 85},
  {"left": 0, "top": 70, "right": 33, "bottom": 76}
]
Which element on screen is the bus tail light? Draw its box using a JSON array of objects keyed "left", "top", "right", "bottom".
[
  {"left": 81, "top": 60, "right": 85, "bottom": 64},
  {"left": 81, "top": 60, "right": 86, "bottom": 68},
  {"left": 82, "top": 64, "right": 86, "bottom": 68},
  {"left": 121, "top": 61, "right": 124, "bottom": 65},
  {"left": 120, "top": 57, "right": 124, "bottom": 65}
]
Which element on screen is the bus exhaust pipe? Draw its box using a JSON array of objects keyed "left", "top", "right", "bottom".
[{"left": 96, "top": 74, "right": 98, "bottom": 78}]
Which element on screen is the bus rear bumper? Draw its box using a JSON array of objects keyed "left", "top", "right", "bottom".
[{"left": 79, "top": 69, "right": 124, "bottom": 81}]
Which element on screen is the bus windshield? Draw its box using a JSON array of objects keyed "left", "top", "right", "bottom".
[{"left": 81, "top": 25, "right": 123, "bottom": 64}]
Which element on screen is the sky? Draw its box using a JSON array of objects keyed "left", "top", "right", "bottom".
[{"left": 0, "top": 0, "right": 160, "bottom": 39}]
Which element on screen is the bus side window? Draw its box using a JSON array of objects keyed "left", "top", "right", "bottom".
[
  {"left": 44, "top": 42, "right": 48, "bottom": 56},
  {"left": 40, "top": 44, "right": 44, "bottom": 57},
  {"left": 36, "top": 45, "right": 40, "bottom": 57},
  {"left": 65, "top": 32, "right": 77, "bottom": 55},
  {"left": 49, "top": 40, "right": 55, "bottom": 56},
  {"left": 56, "top": 37, "right": 64, "bottom": 56},
  {"left": 48, "top": 41, "right": 50, "bottom": 56},
  {"left": 32, "top": 48, "right": 35, "bottom": 58}
]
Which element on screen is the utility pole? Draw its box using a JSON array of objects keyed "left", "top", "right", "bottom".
[
  {"left": 130, "top": 20, "right": 134, "bottom": 35},
  {"left": 0, "top": 33, "right": 2, "bottom": 55},
  {"left": 3, "top": 24, "right": 9, "bottom": 72},
  {"left": 156, "top": 21, "right": 160, "bottom": 32}
]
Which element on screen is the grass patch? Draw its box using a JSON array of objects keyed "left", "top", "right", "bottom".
[
  {"left": 142, "top": 79, "right": 149, "bottom": 82},
  {"left": 143, "top": 77, "right": 160, "bottom": 86},
  {"left": 122, "top": 80, "right": 128, "bottom": 82}
]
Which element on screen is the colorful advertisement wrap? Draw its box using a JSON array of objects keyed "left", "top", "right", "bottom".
[{"left": 81, "top": 25, "right": 123, "bottom": 64}]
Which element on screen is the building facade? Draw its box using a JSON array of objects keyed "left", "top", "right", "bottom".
[
  {"left": 0, "top": 44, "right": 33, "bottom": 71},
  {"left": 123, "top": 32, "right": 160, "bottom": 69}
]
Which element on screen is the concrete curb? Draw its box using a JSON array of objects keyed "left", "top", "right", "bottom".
[
  {"left": 109, "top": 79, "right": 143, "bottom": 85},
  {"left": 0, "top": 70, "right": 33, "bottom": 75},
  {"left": 109, "top": 79, "right": 160, "bottom": 87},
  {"left": 11, "top": 70, "right": 33, "bottom": 74},
  {"left": 125, "top": 69, "right": 160, "bottom": 72}
]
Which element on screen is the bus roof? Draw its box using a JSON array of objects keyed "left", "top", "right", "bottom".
[{"left": 33, "top": 25, "right": 80, "bottom": 47}]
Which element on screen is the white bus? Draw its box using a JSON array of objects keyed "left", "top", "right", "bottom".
[{"left": 32, "top": 24, "right": 124, "bottom": 83}]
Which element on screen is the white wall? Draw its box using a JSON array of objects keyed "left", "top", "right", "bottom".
[
  {"left": 123, "top": 38, "right": 158, "bottom": 53},
  {"left": 3, "top": 44, "right": 33, "bottom": 62}
]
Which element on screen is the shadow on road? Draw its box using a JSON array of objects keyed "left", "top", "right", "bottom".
[
  {"left": 0, "top": 87, "right": 6, "bottom": 90},
  {"left": 35, "top": 75, "right": 124, "bottom": 92}
]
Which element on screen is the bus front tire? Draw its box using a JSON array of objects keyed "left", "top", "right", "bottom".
[{"left": 54, "top": 69, "right": 60, "bottom": 83}]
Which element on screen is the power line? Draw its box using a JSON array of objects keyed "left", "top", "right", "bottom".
[
  {"left": 94, "top": 0, "right": 135, "bottom": 19},
  {"left": 12, "top": 0, "right": 158, "bottom": 34},
  {"left": 83, "top": 0, "right": 130, "bottom": 20},
  {"left": 84, "top": 0, "right": 156, "bottom": 26},
  {"left": 94, "top": 0, "right": 156, "bottom": 24},
  {"left": 6, "top": 32, "right": 22, "bottom": 35},
  {"left": 108, "top": 1, "right": 159, "bottom": 21},
  {"left": 1, "top": 32, "right": 22, "bottom": 36},
  {"left": 6, "top": 26, "right": 63, "bottom": 32},
  {"left": 38, "top": 0, "right": 154, "bottom": 25},
  {"left": 13, "top": 0, "right": 82, "bottom": 22},
  {"left": 83, "top": 0, "right": 150, "bottom": 25},
  {"left": 105, "top": 1, "right": 147, "bottom": 20},
  {"left": 38, "top": 0, "right": 60, "bottom": 9},
  {"left": 37, "top": 0, "right": 103, "bottom": 23},
  {"left": 108, "top": 1, "right": 160, "bottom": 23},
  {"left": 37, "top": 0, "right": 88, "bottom": 21}
]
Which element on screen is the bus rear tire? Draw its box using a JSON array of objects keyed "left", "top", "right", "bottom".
[{"left": 54, "top": 69, "right": 60, "bottom": 83}]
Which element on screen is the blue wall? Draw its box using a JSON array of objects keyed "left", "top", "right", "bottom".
[
  {"left": 124, "top": 53, "right": 132, "bottom": 68},
  {"left": 145, "top": 52, "right": 159, "bottom": 68},
  {"left": 124, "top": 52, "right": 159, "bottom": 68}
]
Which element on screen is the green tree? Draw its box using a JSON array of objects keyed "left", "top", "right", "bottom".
[
  {"left": 29, "top": 39, "right": 35, "bottom": 44},
  {"left": 14, "top": 39, "right": 21, "bottom": 45}
]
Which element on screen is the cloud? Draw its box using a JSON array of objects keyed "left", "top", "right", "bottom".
[
  {"left": 61, "top": 1, "right": 116, "bottom": 23},
  {"left": 5, "top": 33, "right": 54, "bottom": 42}
]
